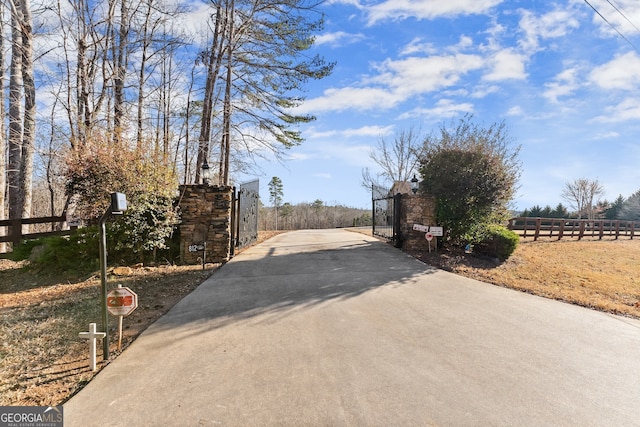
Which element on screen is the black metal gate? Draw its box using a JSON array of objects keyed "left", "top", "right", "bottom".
[
  {"left": 372, "top": 185, "right": 401, "bottom": 247},
  {"left": 232, "top": 179, "right": 259, "bottom": 254}
]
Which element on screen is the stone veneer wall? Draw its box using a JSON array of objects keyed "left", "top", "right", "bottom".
[
  {"left": 178, "top": 185, "right": 233, "bottom": 264},
  {"left": 398, "top": 194, "right": 437, "bottom": 252}
]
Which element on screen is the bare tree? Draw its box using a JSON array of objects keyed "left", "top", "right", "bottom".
[
  {"left": 361, "top": 127, "right": 424, "bottom": 192},
  {"left": 561, "top": 178, "right": 605, "bottom": 220},
  {"left": 20, "top": 0, "right": 35, "bottom": 221},
  {"left": 7, "top": 0, "right": 35, "bottom": 226},
  {"left": 0, "top": 3, "right": 5, "bottom": 251},
  {"left": 195, "top": 1, "right": 226, "bottom": 184}
]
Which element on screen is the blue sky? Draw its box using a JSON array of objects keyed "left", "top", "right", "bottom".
[{"left": 236, "top": 0, "right": 640, "bottom": 211}]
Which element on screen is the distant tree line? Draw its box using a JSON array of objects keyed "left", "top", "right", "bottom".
[
  {"left": 260, "top": 200, "right": 371, "bottom": 231},
  {"left": 520, "top": 204, "right": 569, "bottom": 219},
  {"left": 520, "top": 178, "right": 640, "bottom": 221}
]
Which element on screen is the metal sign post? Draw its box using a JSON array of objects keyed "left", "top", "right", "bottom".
[
  {"left": 189, "top": 242, "right": 207, "bottom": 270},
  {"left": 415, "top": 224, "right": 443, "bottom": 253},
  {"left": 99, "top": 192, "right": 127, "bottom": 361},
  {"left": 107, "top": 284, "right": 138, "bottom": 351}
]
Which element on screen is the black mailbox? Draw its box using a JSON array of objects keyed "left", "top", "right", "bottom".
[{"left": 110, "top": 192, "right": 128, "bottom": 213}]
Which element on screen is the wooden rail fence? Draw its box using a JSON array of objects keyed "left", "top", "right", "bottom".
[
  {"left": 0, "top": 215, "right": 75, "bottom": 252},
  {"left": 508, "top": 217, "right": 640, "bottom": 241}
]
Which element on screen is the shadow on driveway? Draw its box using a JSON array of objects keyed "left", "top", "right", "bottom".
[{"left": 147, "top": 230, "right": 437, "bottom": 340}]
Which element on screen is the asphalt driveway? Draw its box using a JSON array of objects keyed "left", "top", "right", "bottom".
[{"left": 65, "top": 229, "right": 640, "bottom": 426}]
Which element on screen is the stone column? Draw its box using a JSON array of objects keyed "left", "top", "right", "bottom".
[
  {"left": 399, "top": 194, "right": 437, "bottom": 252},
  {"left": 178, "top": 185, "right": 233, "bottom": 264}
]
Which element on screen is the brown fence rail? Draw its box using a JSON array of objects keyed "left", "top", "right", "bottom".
[
  {"left": 508, "top": 217, "right": 640, "bottom": 241},
  {"left": 0, "top": 215, "right": 74, "bottom": 251}
]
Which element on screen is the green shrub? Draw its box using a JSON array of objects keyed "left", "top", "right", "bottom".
[
  {"left": 473, "top": 224, "right": 519, "bottom": 261},
  {"left": 11, "top": 219, "right": 181, "bottom": 275},
  {"left": 12, "top": 228, "right": 100, "bottom": 275}
]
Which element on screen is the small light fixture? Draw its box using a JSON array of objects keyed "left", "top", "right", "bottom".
[
  {"left": 201, "top": 160, "right": 211, "bottom": 185},
  {"left": 411, "top": 174, "right": 419, "bottom": 194}
]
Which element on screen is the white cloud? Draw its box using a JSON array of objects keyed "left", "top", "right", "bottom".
[
  {"left": 470, "top": 84, "right": 500, "bottom": 98},
  {"left": 315, "top": 31, "right": 366, "bottom": 47},
  {"left": 588, "top": 0, "right": 640, "bottom": 38},
  {"left": 506, "top": 106, "right": 524, "bottom": 116},
  {"left": 298, "top": 53, "right": 483, "bottom": 114},
  {"left": 400, "top": 38, "right": 438, "bottom": 56},
  {"left": 482, "top": 49, "right": 527, "bottom": 81},
  {"left": 297, "top": 86, "right": 403, "bottom": 113},
  {"left": 400, "top": 35, "right": 472, "bottom": 56},
  {"left": 543, "top": 66, "right": 581, "bottom": 103},
  {"left": 593, "top": 98, "right": 640, "bottom": 122},
  {"left": 176, "top": 1, "right": 213, "bottom": 45},
  {"left": 309, "top": 125, "right": 394, "bottom": 139},
  {"left": 518, "top": 7, "right": 580, "bottom": 54},
  {"left": 364, "top": 0, "right": 504, "bottom": 25},
  {"left": 589, "top": 52, "right": 640, "bottom": 90},
  {"left": 593, "top": 131, "right": 620, "bottom": 140},
  {"left": 342, "top": 125, "right": 394, "bottom": 137},
  {"left": 398, "top": 99, "right": 473, "bottom": 120},
  {"left": 372, "top": 54, "right": 484, "bottom": 96}
]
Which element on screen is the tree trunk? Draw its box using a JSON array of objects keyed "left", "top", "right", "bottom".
[
  {"left": 0, "top": 3, "right": 5, "bottom": 251},
  {"left": 8, "top": 0, "right": 24, "bottom": 221},
  {"left": 136, "top": 0, "right": 153, "bottom": 148},
  {"left": 196, "top": 1, "right": 225, "bottom": 184},
  {"left": 114, "top": 0, "right": 128, "bottom": 144},
  {"left": 20, "top": 0, "right": 35, "bottom": 221},
  {"left": 220, "top": 0, "right": 234, "bottom": 186}
]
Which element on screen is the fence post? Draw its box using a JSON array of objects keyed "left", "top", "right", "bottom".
[
  {"left": 534, "top": 218, "right": 541, "bottom": 241},
  {"left": 598, "top": 220, "right": 604, "bottom": 240},
  {"left": 10, "top": 219, "right": 22, "bottom": 246}
]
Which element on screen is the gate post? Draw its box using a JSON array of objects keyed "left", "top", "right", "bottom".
[
  {"left": 177, "top": 184, "right": 233, "bottom": 265},
  {"left": 393, "top": 193, "right": 402, "bottom": 248},
  {"left": 230, "top": 187, "right": 238, "bottom": 257}
]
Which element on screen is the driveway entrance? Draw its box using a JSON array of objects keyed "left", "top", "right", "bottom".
[{"left": 66, "top": 229, "right": 640, "bottom": 426}]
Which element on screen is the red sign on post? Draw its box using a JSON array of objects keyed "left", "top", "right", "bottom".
[{"left": 107, "top": 287, "right": 138, "bottom": 317}]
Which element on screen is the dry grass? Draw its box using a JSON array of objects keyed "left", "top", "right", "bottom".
[
  {"left": 0, "top": 262, "right": 214, "bottom": 406},
  {"left": 411, "top": 237, "right": 640, "bottom": 319}
]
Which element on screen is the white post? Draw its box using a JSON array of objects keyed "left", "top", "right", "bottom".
[{"left": 79, "top": 323, "right": 107, "bottom": 371}]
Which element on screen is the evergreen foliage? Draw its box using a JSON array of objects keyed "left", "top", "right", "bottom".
[
  {"left": 618, "top": 190, "right": 640, "bottom": 220},
  {"left": 418, "top": 115, "right": 521, "bottom": 246},
  {"left": 473, "top": 224, "right": 520, "bottom": 261},
  {"left": 521, "top": 203, "right": 568, "bottom": 218}
]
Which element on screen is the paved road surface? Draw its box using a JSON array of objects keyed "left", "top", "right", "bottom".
[{"left": 65, "top": 229, "right": 640, "bottom": 426}]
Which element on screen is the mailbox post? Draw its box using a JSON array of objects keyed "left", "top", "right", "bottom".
[{"left": 99, "top": 192, "right": 127, "bottom": 360}]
